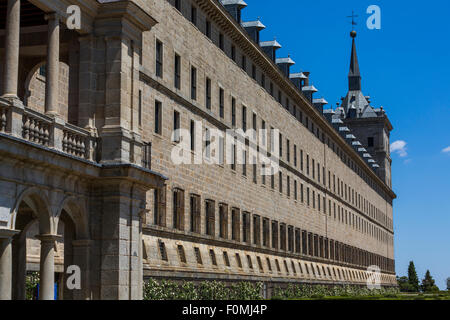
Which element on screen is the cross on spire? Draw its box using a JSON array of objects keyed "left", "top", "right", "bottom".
[{"left": 347, "top": 11, "right": 358, "bottom": 31}]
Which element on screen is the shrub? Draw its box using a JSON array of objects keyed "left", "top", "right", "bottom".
[{"left": 143, "top": 279, "right": 263, "bottom": 300}]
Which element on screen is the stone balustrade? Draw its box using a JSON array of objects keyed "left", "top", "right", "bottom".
[{"left": 0, "top": 97, "right": 97, "bottom": 162}]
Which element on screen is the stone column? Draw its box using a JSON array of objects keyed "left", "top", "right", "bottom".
[
  {"left": 12, "top": 233, "right": 26, "bottom": 300},
  {"left": 0, "top": 229, "right": 19, "bottom": 300},
  {"left": 44, "top": 13, "right": 60, "bottom": 116},
  {"left": 72, "top": 239, "right": 91, "bottom": 300},
  {"left": 36, "top": 234, "right": 61, "bottom": 300},
  {"left": 2, "top": 0, "right": 20, "bottom": 99}
]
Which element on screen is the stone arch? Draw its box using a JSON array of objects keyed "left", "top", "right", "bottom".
[
  {"left": 23, "top": 60, "right": 70, "bottom": 120},
  {"left": 10, "top": 187, "right": 53, "bottom": 235},
  {"left": 55, "top": 196, "right": 89, "bottom": 240}
]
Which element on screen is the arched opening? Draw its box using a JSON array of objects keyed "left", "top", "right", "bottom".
[
  {"left": 23, "top": 60, "right": 71, "bottom": 121},
  {"left": 10, "top": 191, "right": 88, "bottom": 300},
  {"left": 10, "top": 191, "right": 53, "bottom": 300}
]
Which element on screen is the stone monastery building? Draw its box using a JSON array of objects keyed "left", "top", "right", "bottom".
[{"left": 0, "top": 0, "right": 396, "bottom": 300}]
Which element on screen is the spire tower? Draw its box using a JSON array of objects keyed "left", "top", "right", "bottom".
[{"left": 348, "top": 31, "right": 361, "bottom": 91}]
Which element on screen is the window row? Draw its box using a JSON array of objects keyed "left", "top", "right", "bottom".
[{"left": 152, "top": 189, "right": 395, "bottom": 272}]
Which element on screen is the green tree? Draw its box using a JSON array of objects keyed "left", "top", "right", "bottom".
[
  {"left": 421, "top": 270, "right": 439, "bottom": 293},
  {"left": 397, "top": 276, "right": 414, "bottom": 293},
  {"left": 407, "top": 261, "right": 420, "bottom": 292}
]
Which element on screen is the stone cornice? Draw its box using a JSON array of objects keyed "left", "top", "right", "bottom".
[
  {"left": 97, "top": 0, "right": 158, "bottom": 32},
  {"left": 193, "top": 0, "right": 396, "bottom": 199}
]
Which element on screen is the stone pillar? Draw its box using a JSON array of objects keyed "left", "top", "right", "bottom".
[
  {"left": 0, "top": 229, "right": 19, "bottom": 300},
  {"left": 36, "top": 234, "right": 60, "bottom": 300},
  {"left": 44, "top": 13, "right": 60, "bottom": 116},
  {"left": 72, "top": 240, "right": 91, "bottom": 300},
  {"left": 2, "top": 0, "right": 20, "bottom": 99},
  {"left": 12, "top": 233, "right": 26, "bottom": 300}
]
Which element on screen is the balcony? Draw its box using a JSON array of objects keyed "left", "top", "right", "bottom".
[{"left": 0, "top": 97, "right": 97, "bottom": 162}]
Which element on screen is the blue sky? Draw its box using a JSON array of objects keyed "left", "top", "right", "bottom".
[{"left": 243, "top": 0, "right": 450, "bottom": 289}]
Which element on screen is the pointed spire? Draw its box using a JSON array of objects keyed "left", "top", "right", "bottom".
[{"left": 348, "top": 30, "right": 361, "bottom": 91}]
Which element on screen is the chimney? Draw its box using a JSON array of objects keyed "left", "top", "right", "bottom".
[
  {"left": 260, "top": 39, "right": 281, "bottom": 61},
  {"left": 241, "top": 20, "right": 265, "bottom": 43},
  {"left": 276, "top": 55, "right": 295, "bottom": 77},
  {"left": 322, "top": 108, "right": 335, "bottom": 123},
  {"left": 221, "top": 0, "right": 247, "bottom": 23},
  {"left": 303, "top": 71, "right": 310, "bottom": 87},
  {"left": 289, "top": 72, "right": 307, "bottom": 89},
  {"left": 302, "top": 75, "right": 318, "bottom": 102},
  {"left": 313, "top": 98, "right": 328, "bottom": 114}
]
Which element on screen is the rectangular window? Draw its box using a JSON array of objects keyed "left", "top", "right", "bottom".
[
  {"left": 253, "top": 215, "right": 260, "bottom": 246},
  {"left": 194, "top": 247, "right": 202, "bottom": 264},
  {"left": 301, "top": 183, "right": 304, "bottom": 203},
  {"left": 278, "top": 90, "right": 282, "bottom": 104},
  {"left": 174, "top": 0, "right": 181, "bottom": 11},
  {"left": 294, "top": 180, "right": 297, "bottom": 200},
  {"left": 235, "top": 253, "right": 242, "bottom": 268},
  {"left": 279, "top": 133, "right": 283, "bottom": 158},
  {"left": 191, "top": 6, "right": 197, "bottom": 25},
  {"left": 205, "top": 200, "right": 215, "bottom": 236},
  {"left": 219, "top": 204, "right": 228, "bottom": 239},
  {"left": 231, "top": 45, "right": 236, "bottom": 61},
  {"left": 242, "top": 150, "right": 247, "bottom": 176},
  {"left": 155, "top": 40, "right": 163, "bottom": 78},
  {"left": 173, "top": 110, "right": 180, "bottom": 143},
  {"left": 142, "top": 142, "right": 151, "bottom": 169},
  {"left": 154, "top": 100, "right": 162, "bottom": 135},
  {"left": 172, "top": 188, "right": 184, "bottom": 230},
  {"left": 294, "top": 145, "right": 297, "bottom": 167},
  {"left": 261, "top": 73, "right": 265, "bottom": 88},
  {"left": 138, "top": 90, "right": 142, "bottom": 127},
  {"left": 231, "top": 208, "right": 240, "bottom": 241},
  {"left": 231, "top": 98, "right": 236, "bottom": 126},
  {"left": 177, "top": 245, "right": 186, "bottom": 263},
  {"left": 368, "top": 137, "right": 374, "bottom": 147},
  {"left": 271, "top": 221, "right": 278, "bottom": 249},
  {"left": 252, "top": 64, "right": 256, "bottom": 80},
  {"left": 174, "top": 53, "right": 181, "bottom": 89},
  {"left": 263, "top": 218, "right": 270, "bottom": 247},
  {"left": 300, "top": 150, "right": 304, "bottom": 171},
  {"left": 190, "top": 194, "right": 201, "bottom": 233},
  {"left": 279, "top": 172, "right": 283, "bottom": 193},
  {"left": 287, "top": 176, "right": 290, "bottom": 197},
  {"left": 158, "top": 240, "right": 168, "bottom": 261},
  {"left": 306, "top": 154, "right": 310, "bottom": 175},
  {"left": 280, "top": 223, "right": 286, "bottom": 251},
  {"left": 223, "top": 251, "right": 230, "bottom": 267},
  {"left": 270, "top": 82, "right": 274, "bottom": 96},
  {"left": 219, "top": 33, "right": 224, "bottom": 51},
  {"left": 261, "top": 120, "right": 266, "bottom": 147},
  {"left": 242, "top": 212, "right": 250, "bottom": 244},
  {"left": 206, "top": 20, "right": 211, "bottom": 39},
  {"left": 205, "top": 77, "right": 211, "bottom": 109},
  {"left": 190, "top": 120, "right": 195, "bottom": 151},
  {"left": 210, "top": 249, "right": 217, "bottom": 266},
  {"left": 191, "top": 66, "right": 197, "bottom": 100},
  {"left": 287, "top": 139, "right": 290, "bottom": 162},
  {"left": 242, "top": 106, "right": 247, "bottom": 131},
  {"left": 241, "top": 55, "right": 247, "bottom": 71},
  {"left": 219, "top": 88, "right": 224, "bottom": 118}
]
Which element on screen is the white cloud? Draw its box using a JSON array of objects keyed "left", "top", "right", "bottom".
[
  {"left": 390, "top": 140, "right": 408, "bottom": 157},
  {"left": 442, "top": 146, "right": 450, "bottom": 153}
]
